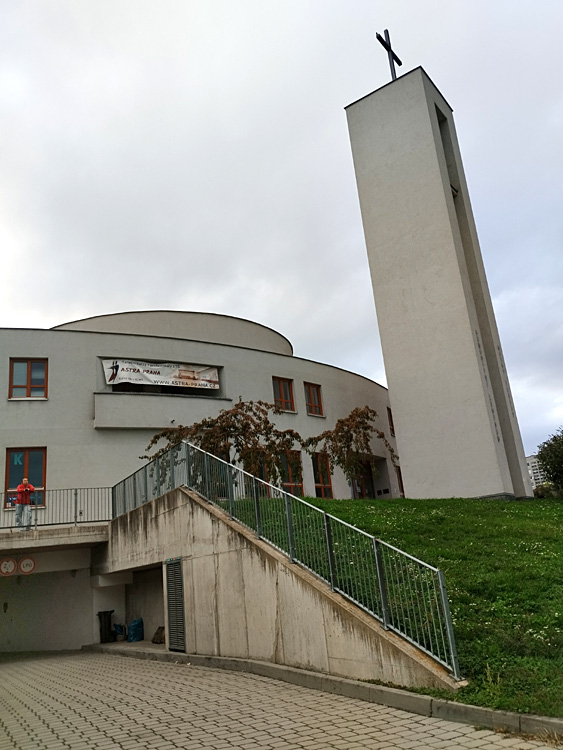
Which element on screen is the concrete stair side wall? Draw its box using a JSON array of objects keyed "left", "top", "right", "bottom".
[{"left": 91, "top": 488, "right": 459, "bottom": 690}]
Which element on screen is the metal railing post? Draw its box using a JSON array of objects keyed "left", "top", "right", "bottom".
[
  {"left": 169, "top": 447, "right": 175, "bottom": 491},
  {"left": 437, "top": 569, "right": 461, "bottom": 679},
  {"left": 132, "top": 475, "right": 137, "bottom": 509},
  {"left": 186, "top": 442, "right": 192, "bottom": 488},
  {"left": 284, "top": 494, "right": 296, "bottom": 561},
  {"left": 251, "top": 478, "right": 262, "bottom": 538},
  {"left": 227, "top": 465, "right": 235, "bottom": 518},
  {"left": 204, "top": 453, "right": 211, "bottom": 501},
  {"left": 323, "top": 513, "right": 336, "bottom": 590},
  {"left": 156, "top": 457, "right": 161, "bottom": 498},
  {"left": 143, "top": 464, "right": 148, "bottom": 504},
  {"left": 74, "top": 489, "right": 78, "bottom": 526},
  {"left": 373, "top": 539, "right": 390, "bottom": 629}
]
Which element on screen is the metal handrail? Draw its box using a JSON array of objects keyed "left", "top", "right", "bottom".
[
  {"left": 0, "top": 488, "right": 112, "bottom": 529},
  {"left": 112, "top": 441, "right": 460, "bottom": 679}
]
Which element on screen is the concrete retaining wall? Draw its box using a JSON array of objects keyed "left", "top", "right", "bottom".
[{"left": 92, "top": 489, "right": 459, "bottom": 690}]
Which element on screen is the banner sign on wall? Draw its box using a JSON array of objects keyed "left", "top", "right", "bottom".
[{"left": 102, "top": 359, "right": 220, "bottom": 390}]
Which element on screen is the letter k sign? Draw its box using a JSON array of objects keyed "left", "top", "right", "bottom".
[{"left": 13, "top": 453, "right": 23, "bottom": 466}]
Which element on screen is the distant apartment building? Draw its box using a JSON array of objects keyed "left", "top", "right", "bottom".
[{"left": 526, "top": 455, "right": 546, "bottom": 490}]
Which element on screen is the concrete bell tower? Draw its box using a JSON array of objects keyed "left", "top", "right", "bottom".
[{"left": 346, "top": 67, "right": 531, "bottom": 498}]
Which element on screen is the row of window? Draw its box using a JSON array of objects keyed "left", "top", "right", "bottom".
[
  {"left": 2, "top": 446, "right": 403, "bottom": 507},
  {"left": 278, "top": 451, "right": 333, "bottom": 498},
  {"left": 243, "top": 451, "right": 399, "bottom": 500},
  {"left": 0, "top": 446, "right": 333, "bottom": 507},
  {"left": 5, "top": 362, "right": 398, "bottom": 502},
  {"left": 273, "top": 377, "right": 323, "bottom": 416},
  {"left": 274, "top": 378, "right": 397, "bottom": 441},
  {"left": 7, "top": 361, "right": 326, "bottom": 420}
]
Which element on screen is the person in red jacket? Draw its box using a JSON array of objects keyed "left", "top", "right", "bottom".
[{"left": 15, "top": 478, "right": 35, "bottom": 531}]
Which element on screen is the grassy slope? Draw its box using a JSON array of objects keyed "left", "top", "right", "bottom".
[{"left": 309, "top": 497, "right": 563, "bottom": 718}]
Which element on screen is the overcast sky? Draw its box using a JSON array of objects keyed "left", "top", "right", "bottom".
[{"left": 1, "top": 1, "right": 562, "bottom": 456}]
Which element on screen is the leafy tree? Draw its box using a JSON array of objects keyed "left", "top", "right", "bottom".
[
  {"left": 143, "top": 399, "right": 302, "bottom": 487},
  {"left": 537, "top": 427, "right": 563, "bottom": 494},
  {"left": 304, "top": 406, "right": 399, "bottom": 484},
  {"left": 532, "top": 482, "right": 556, "bottom": 499},
  {"left": 144, "top": 400, "right": 398, "bottom": 492}
]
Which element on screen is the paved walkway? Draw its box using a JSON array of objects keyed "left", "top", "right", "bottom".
[{"left": 0, "top": 651, "right": 553, "bottom": 750}]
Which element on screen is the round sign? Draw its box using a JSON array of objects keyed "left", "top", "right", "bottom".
[
  {"left": 0, "top": 558, "right": 17, "bottom": 576},
  {"left": 18, "top": 557, "right": 36, "bottom": 575}
]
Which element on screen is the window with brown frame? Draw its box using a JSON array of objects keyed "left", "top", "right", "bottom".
[
  {"left": 4, "top": 447, "right": 47, "bottom": 508},
  {"left": 280, "top": 451, "right": 303, "bottom": 496},
  {"left": 272, "top": 377, "right": 295, "bottom": 411},
  {"left": 9, "top": 359, "right": 48, "bottom": 399},
  {"left": 312, "top": 452, "right": 333, "bottom": 498},
  {"left": 351, "top": 457, "right": 375, "bottom": 499},
  {"left": 387, "top": 406, "right": 395, "bottom": 437},
  {"left": 304, "top": 382, "right": 323, "bottom": 416}
]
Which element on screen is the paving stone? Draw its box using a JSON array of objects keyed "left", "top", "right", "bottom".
[{"left": 0, "top": 651, "right": 558, "bottom": 750}]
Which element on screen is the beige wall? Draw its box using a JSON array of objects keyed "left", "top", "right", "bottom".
[
  {"left": 346, "top": 68, "right": 531, "bottom": 498},
  {"left": 52, "top": 310, "right": 294, "bottom": 356},
  {"left": 1, "top": 317, "right": 399, "bottom": 499}
]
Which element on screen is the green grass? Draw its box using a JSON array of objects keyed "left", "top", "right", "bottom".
[{"left": 307, "top": 497, "right": 563, "bottom": 718}]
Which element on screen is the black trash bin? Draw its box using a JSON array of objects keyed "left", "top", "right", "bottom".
[{"left": 97, "top": 610, "right": 115, "bottom": 643}]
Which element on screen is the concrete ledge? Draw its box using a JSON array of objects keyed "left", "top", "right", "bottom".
[
  {"left": 433, "top": 698, "right": 494, "bottom": 727},
  {"left": 83, "top": 643, "right": 563, "bottom": 740},
  {"left": 0, "top": 524, "right": 108, "bottom": 553},
  {"left": 520, "top": 713, "right": 563, "bottom": 736},
  {"left": 253, "top": 662, "right": 326, "bottom": 691},
  {"left": 364, "top": 683, "right": 432, "bottom": 716},
  {"left": 318, "top": 673, "right": 432, "bottom": 716},
  {"left": 491, "top": 710, "right": 523, "bottom": 734}
]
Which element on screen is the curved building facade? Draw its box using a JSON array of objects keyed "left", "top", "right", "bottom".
[{"left": 1, "top": 310, "right": 401, "bottom": 508}]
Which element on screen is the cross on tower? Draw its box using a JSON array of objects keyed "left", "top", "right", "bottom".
[{"left": 376, "top": 29, "right": 402, "bottom": 81}]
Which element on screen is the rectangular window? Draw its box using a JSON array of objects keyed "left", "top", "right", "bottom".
[
  {"left": 396, "top": 465, "right": 405, "bottom": 498},
  {"left": 280, "top": 451, "right": 303, "bottom": 496},
  {"left": 273, "top": 377, "right": 295, "bottom": 411},
  {"left": 312, "top": 453, "right": 333, "bottom": 498},
  {"left": 4, "top": 448, "right": 47, "bottom": 508},
  {"left": 9, "top": 359, "right": 48, "bottom": 398},
  {"left": 352, "top": 458, "right": 375, "bottom": 499},
  {"left": 387, "top": 407, "right": 395, "bottom": 437},
  {"left": 304, "top": 383, "right": 323, "bottom": 416}
]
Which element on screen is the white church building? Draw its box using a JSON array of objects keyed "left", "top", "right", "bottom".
[{"left": 1, "top": 309, "right": 402, "bottom": 509}]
